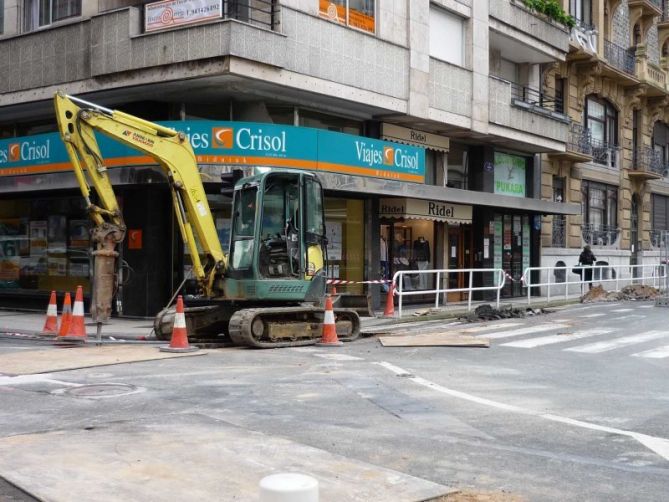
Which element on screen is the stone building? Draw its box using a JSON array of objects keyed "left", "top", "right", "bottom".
[
  {"left": 0, "top": 0, "right": 578, "bottom": 316},
  {"left": 542, "top": 0, "right": 669, "bottom": 276}
]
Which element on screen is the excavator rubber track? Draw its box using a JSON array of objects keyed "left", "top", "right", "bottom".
[{"left": 228, "top": 306, "right": 360, "bottom": 348}]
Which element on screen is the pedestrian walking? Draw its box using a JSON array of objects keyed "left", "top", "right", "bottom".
[{"left": 579, "top": 245, "right": 596, "bottom": 290}]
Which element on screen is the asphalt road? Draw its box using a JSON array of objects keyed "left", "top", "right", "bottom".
[{"left": 0, "top": 300, "right": 667, "bottom": 501}]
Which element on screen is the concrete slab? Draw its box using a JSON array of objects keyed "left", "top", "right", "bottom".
[
  {"left": 0, "top": 345, "right": 207, "bottom": 375},
  {"left": 379, "top": 333, "right": 490, "bottom": 347},
  {"left": 0, "top": 414, "right": 452, "bottom": 502}
]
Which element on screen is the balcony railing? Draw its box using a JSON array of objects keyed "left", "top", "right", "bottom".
[
  {"left": 567, "top": 123, "right": 593, "bottom": 156},
  {"left": 582, "top": 223, "right": 620, "bottom": 247},
  {"left": 633, "top": 146, "right": 666, "bottom": 176},
  {"left": 552, "top": 216, "right": 567, "bottom": 248},
  {"left": 224, "top": 0, "right": 279, "bottom": 30},
  {"left": 591, "top": 138, "right": 620, "bottom": 168},
  {"left": 604, "top": 39, "right": 636, "bottom": 75},
  {"left": 509, "top": 81, "right": 564, "bottom": 114}
]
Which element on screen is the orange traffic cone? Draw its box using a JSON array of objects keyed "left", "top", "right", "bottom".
[
  {"left": 160, "top": 296, "right": 198, "bottom": 353},
  {"left": 57, "top": 292, "right": 72, "bottom": 338},
  {"left": 42, "top": 291, "right": 59, "bottom": 335},
  {"left": 61, "top": 286, "right": 87, "bottom": 342},
  {"left": 383, "top": 282, "right": 395, "bottom": 317},
  {"left": 316, "top": 294, "right": 343, "bottom": 346}
]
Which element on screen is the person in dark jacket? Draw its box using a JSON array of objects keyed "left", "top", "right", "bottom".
[{"left": 578, "top": 245, "right": 596, "bottom": 290}]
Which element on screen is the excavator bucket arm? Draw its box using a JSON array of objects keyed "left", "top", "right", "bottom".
[{"left": 54, "top": 92, "right": 227, "bottom": 309}]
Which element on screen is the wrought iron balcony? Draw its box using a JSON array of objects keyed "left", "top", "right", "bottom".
[
  {"left": 552, "top": 216, "right": 567, "bottom": 248},
  {"left": 591, "top": 138, "right": 619, "bottom": 168},
  {"left": 604, "top": 39, "right": 636, "bottom": 75},
  {"left": 631, "top": 146, "right": 666, "bottom": 179},
  {"left": 567, "top": 123, "right": 593, "bottom": 156},
  {"left": 582, "top": 223, "right": 620, "bottom": 247},
  {"left": 509, "top": 81, "right": 564, "bottom": 114},
  {"left": 651, "top": 229, "right": 669, "bottom": 250}
]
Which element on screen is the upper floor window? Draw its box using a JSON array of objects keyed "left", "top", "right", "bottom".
[
  {"left": 585, "top": 95, "right": 617, "bottom": 146},
  {"left": 569, "top": 0, "right": 592, "bottom": 26},
  {"left": 24, "top": 0, "right": 81, "bottom": 32},
  {"left": 429, "top": 5, "right": 464, "bottom": 66},
  {"left": 319, "top": 0, "right": 375, "bottom": 34},
  {"left": 0, "top": 0, "right": 4, "bottom": 35}
]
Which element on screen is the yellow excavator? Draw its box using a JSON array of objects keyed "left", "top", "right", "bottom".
[{"left": 53, "top": 92, "right": 360, "bottom": 347}]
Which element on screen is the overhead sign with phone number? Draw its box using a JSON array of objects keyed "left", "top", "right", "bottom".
[{"left": 145, "top": 0, "right": 222, "bottom": 33}]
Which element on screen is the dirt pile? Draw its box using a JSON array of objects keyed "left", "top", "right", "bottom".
[
  {"left": 460, "top": 304, "right": 543, "bottom": 322},
  {"left": 581, "top": 284, "right": 661, "bottom": 303}
]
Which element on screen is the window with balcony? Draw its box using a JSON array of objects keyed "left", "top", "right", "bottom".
[
  {"left": 24, "top": 0, "right": 81, "bottom": 31},
  {"left": 585, "top": 95, "right": 618, "bottom": 167},
  {"left": 429, "top": 5, "right": 464, "bottom": 66},
  {"left": 319, "top": 0, "right": 375, "bottom": 34},
  {"left": 569, "top": 0, "right": 592, "bottom": 27},
  {"left": 653, "top": 121, "right": 669, "bottom": 175},
  {"left": 581, "top": 180, "right": 618, "bottom": 246}
]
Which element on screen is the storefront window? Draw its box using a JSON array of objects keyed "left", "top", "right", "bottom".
[
  {"left": 0, "top": 196, "right": 91, "bottom": 294},
  {"left": 380, "top": 219, "right": 435, "bottom": 292},
  {"left": 319, "top": 0, "right": 375, "bottom": 34},
  {"left": 325, "top": 198, "right": 364, "bottom": 294},
  {"left": 492, "top": 213, "right": 529, "bottom": 297}
]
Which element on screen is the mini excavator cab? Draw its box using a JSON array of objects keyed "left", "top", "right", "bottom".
[{"left": 224, "top": 170, "right": 328, "bottom": 303}]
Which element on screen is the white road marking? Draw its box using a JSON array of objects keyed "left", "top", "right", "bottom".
[
  {"left": 631, "top": 345, "right": 669, "bottom": 359},
  {"left": 579, "top": 313, "right": 606, "bottom": 318},
  {"left": 0, "top": 374, "right": 81, "bottom": 387},
  {"left": 611, "top": 315, "right": 640, "bottom": 321},
  {"left": 479, "top": 324, "right": 569, "bottom": 340},
  {"left": 611, "top": 308, "right": 634, "bottom": 313},
  {"left": 501, "top": 329, "right": 615, "bottom": 348},
  {"left": 565, "top": 331, "right": 669, "bottom": 354},
  {"left": 314, "top": 353, "right": 364, "bottom": 361},
  {"left": 374, "top": 361, "right": 669, "bottom": 461},
  {"left": 460, "top": 322, "right": 523, "bottom": 333},
  {"left": 639, "top": 305, "right": 654, "bottom": 309}
]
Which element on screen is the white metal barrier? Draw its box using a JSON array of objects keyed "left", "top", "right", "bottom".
[
  {"left": 392, "top": 268, "right": 506, "bottom": 318},
  {"left": 520, "top": 264, "right": 667, "bottom": 305}
]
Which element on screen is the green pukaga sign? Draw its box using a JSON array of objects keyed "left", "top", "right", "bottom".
[{"left": 493, "top": 152, "right": 526, "bottom": 197}]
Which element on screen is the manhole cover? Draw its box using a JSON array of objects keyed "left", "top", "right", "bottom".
[{"left": 54, "top": 383, "right": 143, "bottom": 399}]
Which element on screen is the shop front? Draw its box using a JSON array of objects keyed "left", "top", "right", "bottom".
[
  {"left": 0, "top": 120, "right": 425, "bottom": 315},
  {"left": 379, "top": 198, "right": 472, "bottom": 299}
]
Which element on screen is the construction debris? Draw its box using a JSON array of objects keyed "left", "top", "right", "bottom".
[
  {"left": 459, "top": 304, "right": 542, "bottom": 322},
  {"left": 581, "top": 284, "right": 661, "bottom": 303},
  {"left": 379, "top": 333, "right": 489, "bottom": 347}
]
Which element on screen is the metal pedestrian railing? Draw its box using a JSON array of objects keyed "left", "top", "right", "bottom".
[
  {"left": 520, "top": 264, "right": 667, "bottom": 305},
  {"left": 391, "top": 268, "right": 506, "bottom": 318}
]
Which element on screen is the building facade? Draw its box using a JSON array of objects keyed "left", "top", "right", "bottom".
[
  {"left": 542, "top": 0, "right": 669, "bottom": 278},
  {"left": 0, "top": 0, "right": 578, "bottom": 317}
]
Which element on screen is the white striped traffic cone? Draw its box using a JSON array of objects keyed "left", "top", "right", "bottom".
[
  {"left": 42, "top": 290, "right": 59, "bottom": 334},
  {"left": 316, "top": 295, "right": 343, "bottom": 346},
  {"left": 159, "top": 296, "right": 198, "bottom": 353}
]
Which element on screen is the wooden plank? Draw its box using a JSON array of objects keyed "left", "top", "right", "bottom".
[
  {"left": 0, "top": 345, "right": 206, "bottom": 375},
  {"left": 378, "top": 333, "right": 489, "bottom": 347}
]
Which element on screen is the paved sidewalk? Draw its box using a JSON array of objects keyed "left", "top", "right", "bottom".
[{"left": 0, "top": 294, "right": 583, "bottom": 341}]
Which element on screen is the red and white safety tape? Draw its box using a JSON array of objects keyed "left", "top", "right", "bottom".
[{"left": 326, "top": 279, "right": 391, "bottom": 285}]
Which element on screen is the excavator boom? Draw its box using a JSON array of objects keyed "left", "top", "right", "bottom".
[{"left": 54, "top": 93, "right": 227, "bottom": 316}]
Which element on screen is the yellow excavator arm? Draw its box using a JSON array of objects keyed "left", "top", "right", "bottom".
[{"left": 54, "top": 92, "right": 227, "bottom": 313}]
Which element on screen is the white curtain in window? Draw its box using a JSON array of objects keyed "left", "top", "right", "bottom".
[{"left": 429, "top": 5, "right": 464, "bottom": 66}]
